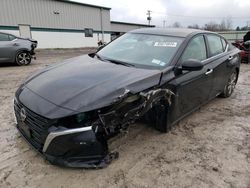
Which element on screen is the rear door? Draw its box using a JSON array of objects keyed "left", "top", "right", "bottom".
[
  {"left": 205, "top": 34, "right": 238, "bottom": 99},
  {"left": 0, "top": 33, "right": 17, "bottom": 62}
]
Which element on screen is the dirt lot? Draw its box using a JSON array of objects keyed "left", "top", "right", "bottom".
[{"left": 0, "top": 49, "right": 249, "bottom": 188}]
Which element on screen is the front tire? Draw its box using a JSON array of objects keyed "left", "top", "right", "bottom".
[
  {"left": 144, "top": 104, "right": 170, "bottom": 133},
  {"left": 220, "top": 70, "right": 237, "bottom": 98},
  {"left": 16, "top": 51, "right": 31, "bottom": 66}
]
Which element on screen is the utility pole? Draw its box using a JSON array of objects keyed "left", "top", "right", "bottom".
[
  {"left": 163, "top": 20, "right": 166, "bottom": 28},
  {"left": 146, "top": 10, "right": 152, "bottom": 26},
  {"left": 247, "top": 21, "right": 250, "bottom": 29},
  {"left": 100, "top": 8, "right": 104, "bottom": 42}
]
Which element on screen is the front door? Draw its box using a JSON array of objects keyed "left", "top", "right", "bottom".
[{"left": 169, "top": 35, "right": 213, "bottom": 122}]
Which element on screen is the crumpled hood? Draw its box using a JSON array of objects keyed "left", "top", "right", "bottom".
[{"left": 20, "top": 55, "right": 162, "bottom": 118}]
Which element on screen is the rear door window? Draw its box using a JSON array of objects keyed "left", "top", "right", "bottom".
[
  {"left": 0, "top": 33, "right": 10, "bottom": 41},
  {"left": 207, "top": 35, "right": 224, "bottom": 56}
]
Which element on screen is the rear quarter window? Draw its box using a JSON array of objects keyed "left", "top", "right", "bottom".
[
  {"left": 228, "top": 43, "right": 236, "bottom": 51},
  {"left": 221, "top": 38, "right": 228, "bottom": 51},
  {"left": 8, "top": 35, "right": 16, "bottom": 41}
]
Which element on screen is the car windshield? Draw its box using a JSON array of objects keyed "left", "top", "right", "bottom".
[{"left": 97, "top": 33, "right": 184, "bottom": 69}]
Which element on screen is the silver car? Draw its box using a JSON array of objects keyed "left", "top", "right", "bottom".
[{"left": 0, "top": 32, "right": 37, "bottom": 65}]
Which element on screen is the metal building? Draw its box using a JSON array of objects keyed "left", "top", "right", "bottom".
[
  {"left": 0, "top": 0, "right": 154, "bottom": 48},
  {"left": 111, "top": 21, "right": 154, "bottom": 39},
  {"left": 0, "top": 0, "right": 111, "bottom": 48}
]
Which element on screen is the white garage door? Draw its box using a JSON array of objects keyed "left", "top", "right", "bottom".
[{"left": 19, "top": 24, "right": 31, "bottom": 38}]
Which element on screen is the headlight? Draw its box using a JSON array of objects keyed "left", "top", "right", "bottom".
[
  {"left": 76, "top": 113, "right": 87, "bottom": 123},
  {"left": 56, "top": 112, "right": 96, "bottom": 129}
]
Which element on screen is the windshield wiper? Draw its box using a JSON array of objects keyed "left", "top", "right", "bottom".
[
  {"left": 102, "top": 58, "right": 135, "bottom": 67},
  {"left": 95, "top": 53, "right": 104, "bottom": 61},
  {"left": 95, "top": 54, "right": 134, "bottom": 67}
]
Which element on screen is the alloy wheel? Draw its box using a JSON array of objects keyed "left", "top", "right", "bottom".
[
  {"left": 16, "top": 52, "right": 31, "bottom": 65},
  {"left": 226, "top": 71, "right": 237, "bottom": 96}
]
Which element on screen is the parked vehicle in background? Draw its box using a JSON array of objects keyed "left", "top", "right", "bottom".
[
  {"left": 0, "top": 32, "right": 37, "bottom": 65},
  {"left": 232, "top": 40, "right": 249, "bottom": 63},
  {"left": 232, "top": 31, "right": 250, "bottom": 64},
  {"left": 14, "top": 28, "right": 240, "bottom": 168}
]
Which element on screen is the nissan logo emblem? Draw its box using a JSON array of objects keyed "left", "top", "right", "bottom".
[{"left": 20, "top": 108, "right": 27, "bottom": 122}]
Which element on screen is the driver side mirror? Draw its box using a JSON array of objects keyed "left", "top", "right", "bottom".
[{"left": 181, "top": 59, "right": 203, "bottom": 71}]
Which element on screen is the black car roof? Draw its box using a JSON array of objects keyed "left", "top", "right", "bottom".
[{"left": 130, "top": 28, "right": 215, "bottom": 38}]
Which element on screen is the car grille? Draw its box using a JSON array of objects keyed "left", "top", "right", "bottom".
[{"left": 14, "top": 99, "right": 52, "bottom": 151}]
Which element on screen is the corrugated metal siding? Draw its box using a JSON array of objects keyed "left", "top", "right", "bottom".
[
  {"left": 111, "top": 22, "right": 150, "bottom": 32},
  {"left": 0, "top": 0, "right": 110, "bottom": 31}
]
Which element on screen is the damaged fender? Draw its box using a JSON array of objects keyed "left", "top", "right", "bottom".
[
  {"left": 91, "top": 88, "right": 174, "bottom": 166},
  {"left": 98, "top": 88, "right": 174, "bottom": 132}
]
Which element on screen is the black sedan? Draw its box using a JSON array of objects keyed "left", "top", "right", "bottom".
[{"left": 14, "top": 28, "right": 240, "bottom": 168}]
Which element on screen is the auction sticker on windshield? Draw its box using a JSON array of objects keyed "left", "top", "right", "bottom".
[{"left": 154, "top": 42, "right": 177, "bottom": 47}]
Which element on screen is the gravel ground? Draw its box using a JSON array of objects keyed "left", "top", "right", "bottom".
[{"left": 0, "top": 49, "right": 249, "bottom": 188}]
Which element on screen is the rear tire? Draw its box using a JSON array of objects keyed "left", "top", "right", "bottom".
[
  {"left": 16, "top": 51, "right": 31, "bottom": 66},
  {"left": 220, "top": 70, "right": 237, "bottom": 98}
]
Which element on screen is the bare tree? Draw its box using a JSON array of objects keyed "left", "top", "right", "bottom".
[
  {"left": 203, "top": 21, "right": 220, "bottom": 31},
  {"left": 203, "top": 17, "right": 233, "bottom": 31},
  {"left": 172, "top": 22, "right": 181, "bottom": 28},
  {"left": 188, "top": 24, "right": 200, "bottom": 29},
  {"left": 225, "top": 17, "right": 233, "bottom": 30},
  {"left": 219, "top": 19, "right": 226, "bottom": 31}
]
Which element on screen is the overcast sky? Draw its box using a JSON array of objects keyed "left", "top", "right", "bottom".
[{"left": 73, "top": 0, "right": 250, "bottom": 28}]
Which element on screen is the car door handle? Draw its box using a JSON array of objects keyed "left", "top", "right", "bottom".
[
  {"left": 228, "top": 56, "right": 233, "bottom": 61},
  {"left": 205, "top": 69, "right": 213, "bottom": 75}
]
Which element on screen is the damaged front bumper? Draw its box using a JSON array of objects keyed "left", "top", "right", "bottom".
[
  {"left": 42, "top": 126, "right": 118, "bottom": 168},
  {"left": 15, "top": 88, "right": 174, "bottom": 168},
  {"left": 14, "top": 97, "right": 113, "bottom": 168},
  {"left": 17, "top": 123, "right": 117, "bottom": 168}
]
